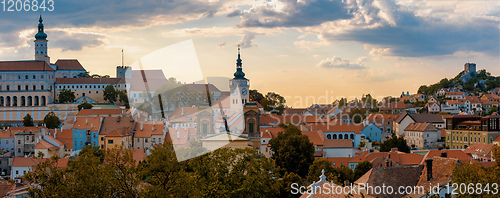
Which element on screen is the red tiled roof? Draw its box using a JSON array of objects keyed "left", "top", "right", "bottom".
[
  {"left": 55, "top": 129, "right": 73, "bottom": 150},
  {"left": 134, "top": 122, "right": 164, "bottom": 138},
  {"left": 323, "top": 139, "right": 352, "bottom": 148},
  {"left": 404, "top": 123, "right": 437, "bottom": 132},
  {"left": 99, "top": 116, "right": 135, "bottom": 136},
  {"left": 493, "top": 135, "right": 500, "bottom": 142},
  {"left": 420, "top": 150, "right": 473, "bottom": 164},
  {"left": 302, "top": 131, "right": 324, "bottom": 146},
  {"left": 74, "top": 117, "right": 102, "bottom": 130},
  {"left": 365, "top": 113, "right": 400, "bottom": 122},
  {"left": 11, "top": 157, "right": 69, "bottom": 168},
  {"left": 35, "top": 140, "right": 58, "bottom": 150},
  {"left": 0, "top": 61, "right": 54, "bottom": 71},
  {"left": 54, "top": 59, "right": 85, "bottom": 70}
]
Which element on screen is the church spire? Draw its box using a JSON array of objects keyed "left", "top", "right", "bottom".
[
  {"left": 233, "top": 45, "right": 245, "bottom": 79},
  {"left": 35, "top": 15, "right": 47, "bottom": 40}
]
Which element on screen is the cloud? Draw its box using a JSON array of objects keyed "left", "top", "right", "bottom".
[
  {"left": 293, "top": 40, "right": 329, "bottom": 50},
  {"left": 238, "top": 0, "right": 352, "bottom": 28},
  {"left": 316, "top": 56, "right": 366, "bottom": 70},
  {"left": 217, "top": 41, "right": 226, "bottom": 48},
  {"left": 162, "top": 26, "right": 282, "bottom": 38},
  {"left": 236, "top": 32, "right": 256, "bottom": 48},
  {"left": 48, "top": 29, "right": 106, "bottom": 51},
  {"left": 227, "top": 10, "right": 242, "bottom": 17}
]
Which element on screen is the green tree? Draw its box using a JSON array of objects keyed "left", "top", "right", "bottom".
[
  {"left": 280, "top": 172, "right": 304, "bottom": 198},
  {"left": 249, "top": 89, "right": 265, "bottom": 102},
  {"left": 263, "top": 92, "right": 286, "bottom": 115},
  {"left": 77, "top": 102, "right": 93, "bottom": 111},
  {"left": 103, "top": 85, "right": 118, "bottom": 103},
  {"left": 332, "top": 165, "right": 354, "bottom": 185},
  {"left": 306, "top": 158, "right": 335, "bottom": 183},
  {"left": 23, "top": 113, "right": 34, "bottom": 127},
  {"left": 42, "top": 112, "right": 60, "bottom": 129},
  {"left": 380, "top": 135, "right": 410, "bottom": 153},
  {"left": 77, "top": 71, "right": 91, "bottom": 78},
  {"left": 58, "top": 89, "right": 75, "bottom": 103},
  {"left": 353, "top": 161, "right": 372, "bottom": 180},
  {"left": 269, "top": 123, "right": 315, "bottom": 177}
]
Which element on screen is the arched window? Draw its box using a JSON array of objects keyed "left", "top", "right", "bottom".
[
  {"left": 344, "top": 134, "right": 349, "bottom": 139},
  {"left": 21, "top": 96, "right": 26, "bottom": 107},
  {"left": 350, "top": 134, "right": 354, "bottom": 139},
  {"left": 327, "top": 134, "right": 331, "bottom": 139},
  {"left": 34, "top": 96, "right": 39, "bottom": 106},
  {"left": 41, "top": 96, "right": 46, "bottom": 106},
  {"left": 5, "top": 96, "right": 11, "bottom": 106},
  {"left": 338, "top": 134, "right": 343, "bottom": 139},
  {"left": 27, "top": 96, "right": 32, "bottom": 106},
  {"left": 332, "top": 134, "right": 337, "bottom": 139}
]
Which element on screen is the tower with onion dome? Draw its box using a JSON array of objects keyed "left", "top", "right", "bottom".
[{"left": 34, "top": 15, "right": 50, "bottom": 63}]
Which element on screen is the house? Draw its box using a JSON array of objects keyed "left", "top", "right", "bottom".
[
  {"left": 394, "top": 113, "right": 444, "bottom": 137},
  {"left": 133, "top": 121, "right": 166, "bottom": 150},
  {"left": 348, "top": 148, "right": 423, "bottom": 170},
  {"left": 436, "top": 88, "right": 449, "bottom": 97},
  {"left": 481, "top": 94, "right": 500, "bottom": 103},
  {"left": 420, "top": 150, "right": 473, "bottom": 164},
  {"left": 463, "top": 143, "right": 495, "bottom": 162},
  {"left": 34, "top": 134, "right": 64, "bottom": 158},
  {"left": 322, "top": 139, "right": 356, "bottom": 158},
  {"left": 354, "top": 165, "right": 425, "bottom": 198},
  {"left": 494, "top": 135, "right": 500, "bottom": 146},
  {"left": 0, "top": 129, "right": 15, "bottom": 154},
  {"left": 73, "top": 117, "right": 102, "bottom": 151},
  {"left": 363, "top": 113, "right": 399, "bottom": 142},
  {"left": 300, "top": 169, "right": 368, "bottom": 198},
  {"left": 406, "top": 157, "right": 460, "bottom": 198},
  {"left": 360, "top": 123, "right": 382, "bottom": 143},
  {"left": 379, "top": 102, "right": 411, "bottom": 114},
  {"left": 13, "top": 127, "right": 48, "bottom": 157},
  {"left": 404, "top": 123, "right": 440, "bottom": 149},
  {"left": 426, "top": 102, "right": 440, "bottom": 113},
  {"left": 444, "top": 115, "right": 500, "bottom": 149},
  {"left": 10, "top": 157, "right": 68, "bottom": 182},
  {"left": 440, "top": 103, "right": 460, "bottom": 114},
  {"left": 445, "top": 92, "right": 467, "bottom": 99},
  {"left": 260, "top": 127, "right": 325, "bottom": 158},
  {"left": 305, "top": 122, "right": 364, "bottom": 148},
  {"left": 54, "top": 128, "right": 74, "bottom": 156},
  {"left": 98, "top": 116, "right": 135, "bottom": 149},
  {"left": 166, "top": 127, "right": 196, "bottom": 149}
]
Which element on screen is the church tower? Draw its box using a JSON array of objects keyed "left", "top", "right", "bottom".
[
  {"left": 229, "top": 46, "right": 250, "bottom": 111},
  {"left": 34, "top": 15, "right": 50, "bottom": 64}
]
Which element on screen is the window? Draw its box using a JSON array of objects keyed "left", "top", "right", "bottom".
[
  {"left": 159, "top": 138, "right": 161, "bottom": 142},
  {"left": 101, "top": 137, "right": 104, "bottom": 141},
  {"left": 145, "top": 138, "right": 148, "bottom": 143},
  {"left": 41, "top": 85, "right": 44, "bottom": 90},
  {"left": 33, "top": 75, "right": 36, "bottom": 79},
  {"left": 153, "top": 138, "right": 156, "bottom": 142},
  {"left": 25, "top": 75, "right": 28, "bottom": 79},
  {"left": 17, "top": 140, "right": 20, "bottom": 144},
  {"left": 16, "top": 170, "right": 18, "bottom": 174},
  {"left": 18, "top": 75, "right": 21, "bottom": 80},
  {"left": 17, "top": 148, "right": 20, "bottom": 153},
  {"left": 137, "top": 139, "right": 140, "bottom": 142},
  {"left": 17, "top": 85, "right": 20, "bottom": 91},
  {"left": 25, "top": 85, "right": 28, "bottom": 90},
  {"left": 6, "top": 85, "right": 9, "bottom": 91},
  {"left": 108, "top": 140, "right": 114, "bottom": 144},
  {"left": 41, "top": 75, "right": 44, "bottom": 79},
  {"left": 33, "top": 85, "right": 36, "bottom": 90}
]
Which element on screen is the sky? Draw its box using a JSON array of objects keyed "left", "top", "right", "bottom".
[{"left": 0, "top": 0, "right": 499, "bottom": 107}]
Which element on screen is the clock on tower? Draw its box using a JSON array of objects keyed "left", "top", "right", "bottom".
[{"left": 229, "top": 46, "right": 250, "bottom": 111}]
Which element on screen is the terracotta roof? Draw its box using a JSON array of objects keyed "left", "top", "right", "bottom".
[
  {"left": 99, "top": 116, "right": 135, "bottom": 136},
  {"left": 395, "top": 113, "right": 444, "bottom": 124},
  {"left": 211, "top": 96, "right": 230, "bottom": 109},
  {"left": 132, "top": 149, "right": 147, "bottom": 165},
  {"left": 420, "top": 150, "right": 473, "bottom": 164},
  {"left": 302, "top": 131, "right": 324, "bottom": 146},
  {"left": 0, "top": 183, "right": 15, "bottom": 197},
  {"left": 55, "top": 129, "right": 73, "bottom": 150},
  {"left": 408, "top": 157, "right": 459, "bottom": 198},
  {"left": 134, "top": 122, "right": 164, "bottom": 138},
  {"left": 0, "top": 61, "right": 54, "bottom": 71},
  {"left": 364, "top": 113, "right": 400, "bottom": 122},
  {"left": 166, "top": 127, "right": 195, "bottom": 147},
  {"left": 0, "top": 129, "right": 15, "bottom": 139},
  {"left": 323, "top": 139, "right": 353, "bottom": 148},
  {"left": 74, "top": 117, "right": 102, "bottom": 130},
  {"left": 464, "top": 143, "right": 495, "bottom": 156},
  {"left": 54, "top": 59, "right": 86, "bottom": 70},
  {"left": 354, "top": 165, "right": 425, "bottom": 198},
  {"left": 106, "top": 130, "right": 124, "bottom": 137},
  {"left": 404, "top": 122, "right": 438, "bottom": 132},
  {"left": 35, "top": 139, "right": 58, "bottom": 150},
  {"left": 259, "top": 127, "right": 285, "bottom": 138},
  {"left": 446, "top": 91, "right": 465, "bottom": 96},
  {"left": 77, "top": 109, "right": 126, "bottom": 116},
  {"left": 493, "top": 135, "right": 500, "bottom": 142},
  {"left": 11, "top": 157, "right": 69, "bottom": 168},
  {"left": 8, "top": 126, "right": 45, "bottom": 133},
  {"left": 398, "top": 153, "right": 424, "bottom": 165},
  {"left": 284, "top": 108, "right": 307, "bottom": 115},
  {"left": 55, "top": 78, "right": 125, "bottom": 85}
]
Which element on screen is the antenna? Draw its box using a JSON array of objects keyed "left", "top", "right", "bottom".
[{"left": 121, "top": 49, "right": 124, "bottom": 67}]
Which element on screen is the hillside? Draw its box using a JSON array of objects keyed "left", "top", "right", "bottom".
[{"left": 418, "top": 69, "right": 500, "bottom": 95}]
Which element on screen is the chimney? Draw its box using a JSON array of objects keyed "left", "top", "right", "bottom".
[
  {"left": 122, "top": 109, "right": 126, "bottom": 114},
  {"left": 177, "top": 129, "right": 180, "bottom": 139},
  {"left": 441, "top": 152, "right": 447, "bottom": 158},
  {"left": 91, "top": 123, "right": 93, "bottom": 128},
  {"left": 100, "top": 117, "right": 103, "bottom": 122},
  {"left": 86, "top": 119, "right": 88, "bottom": 124},
  {"left": 181, "top": 107, "right": 184, "bottom": 115},
  {"left": 385, "top": 159, "right": 390, "bottom": 167},
  {"left": 140, "top": 123, "right": 143, "bottom": 131},
  {"left": 74, "top": 117, "right": 77, "bottom": 122},
  {"left": 425, "top": 158, "right": 433, "bottom": 181},
  {"left": 152, "top": 126, "right": 154, "bottom": 131}
]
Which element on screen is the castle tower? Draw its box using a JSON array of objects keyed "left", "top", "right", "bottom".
[
  {"left": 34, "top": 15, "right": 50, "bottom": 64},
  {"left": 229, "top": 46, "right": 250, "bottom": 111}
]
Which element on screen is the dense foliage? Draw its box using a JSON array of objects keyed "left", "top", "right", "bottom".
[
  {"left": 23, "top": 113, "right": 34, "bottom": 127},
  {"left": 58, "top": 89, "right": 75, "bottom": 103},
  {"left": 379, "top": 135, "right": 410, "bottom": 153},
  {"left": 25, "top": 143, "right": 282, "bottom": 198}
]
